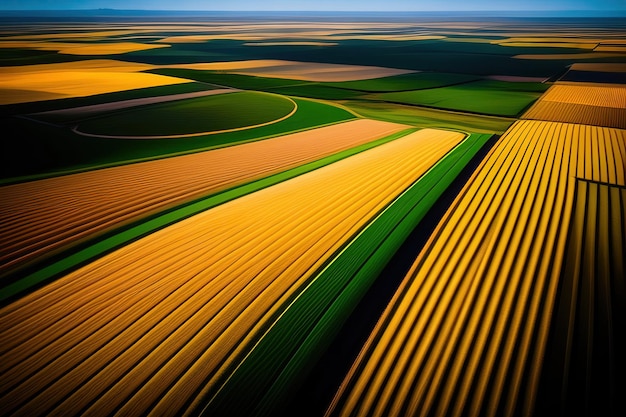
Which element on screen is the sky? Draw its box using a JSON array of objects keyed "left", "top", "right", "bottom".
[{"left": 1, "top": 0, "right": 626, "bottom": 12}]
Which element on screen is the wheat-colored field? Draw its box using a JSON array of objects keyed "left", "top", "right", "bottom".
[
  {"left": 327, "top": 120, "right": 626, "bottom": 417},
  {"left": 0, "top": 119, "right": 408, "bottom": 278},
  {"left": 0, "top": 128, "right": 464, "bottom": 417},
  {"left": 523, "top": 84, "right": 626, "bottom": 128},
  {"left": 0, "top": 59, "right": 187, "bottom": 104}
]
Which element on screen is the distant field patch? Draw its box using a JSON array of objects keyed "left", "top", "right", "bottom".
[
  {"left": 323, "top": 72, "right": 480, "bottom": 92},
  {"left": 569, "top": 63, "right": 626, "bottom": 73},
  {"left": 75, "top": 91, "right": 295, "bottom": 137},
  {"left": 560, "top": 63, "right": 626, "bottom": 84},
  {"left": 161, "top": 59, "right": 415, "bottom": 81},
  {"left": 512, "top": 52, "right": 623, "bottom": 60},
  {"left": 539, "top": 84, "right": 626, "bottom": 107},
  {"left": 342, "top": 101, "right": 513, "bottom": 134},
  {"left": 0, "top": 41, "right": 170, "bottom": 55},
  {"left": 523, "top": 84, "right": 626, "bottom": 128},
  {"left": 493, "top": 37, "right": 600, "bottom": 49},
  {"left": 0, "top": 59, "right": 187, "bottom": 104}
]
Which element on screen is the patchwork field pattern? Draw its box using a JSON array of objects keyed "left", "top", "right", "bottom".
[
  {"left": 0, "top": 119, "right": 406, "bottom": 278},
  {"left": 1, "top": 13, "right": 625, "bottom": 417},
  {"left": 523, "top": 84, "right": 626, "bottom": 128},
  {"left": 0, "top": 128, "right": 463, "bottom": 417}
]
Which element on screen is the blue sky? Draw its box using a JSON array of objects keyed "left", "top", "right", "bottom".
[{"left": 1, "top": 0, "right": 625, "bottom": 11}]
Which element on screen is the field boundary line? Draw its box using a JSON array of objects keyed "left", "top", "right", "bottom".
[{"left": 71, "top": 93, "right": 298, "bottom": 139}]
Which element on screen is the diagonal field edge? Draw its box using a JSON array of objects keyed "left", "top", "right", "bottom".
[
  {"left": 200, "top": 133, "right": 492, "bottom": 417},
  {"left": 0, "top": 128, "right": 417, "bottom": 305}
]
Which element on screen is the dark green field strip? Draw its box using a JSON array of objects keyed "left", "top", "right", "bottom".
[
  {"left": 0, "top": 82, "right": 217, "bottom": 116},
  {"left": 0, "top": 128, "right": 415, "bottom": 304},
  {"left": 0, "top": 47, "right": 85, "bottom": 67},
  {"left": 322, "top": 72, "right": 481, "bottom": 92},
  {"left": 131, "top": 38, "right": 593, "bottom": 77},
  {"left": 146, "top": 68, "right": 306, "bottom": 89},
  {"left": 200, "top": 132, "right": 492, "bottom": 417},
  {"left": 342, "top": 101, "right": 514, "bottom": 134},
  {"left": 536, "top": 180, "right": 626, "bottom": 417},
  {"left": 370, "top": 84, "right": 543, "bottom": 117},
  {"left": 74, "top": 91, "right": 294, "bottom": 136},
  {"left": 0, "top": 97, "right": 354, "bottom": 183},
  {"left": 265, "top": 84, "right": 365, "bottom": 100}
]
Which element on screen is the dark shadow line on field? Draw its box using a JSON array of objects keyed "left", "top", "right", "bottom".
[
  {"left": 362, "top": 97, "right": 532, "bottom": 118},
  {"left": 280, "top": 133, "right": 500, "bottom": 417},
  {"left": 574, "top": 177, "right": 626, "bottom": 189},
  {"left": 329, "top": 78, "right": 486, "bottom": 94}
]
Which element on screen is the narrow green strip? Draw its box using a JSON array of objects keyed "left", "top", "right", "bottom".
[
  {"left": 0, "top": 129, "right": 416, "bottom": 304},
  {"left": 202, "top": 133, "right": 492, "bottom": 417}
]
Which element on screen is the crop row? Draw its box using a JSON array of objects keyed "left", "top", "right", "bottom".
[
  {"left": 0, "top": 119, "right": 407, "bottom": 282},
  {"left": 326, "top": 120, "right": 626, "bottom": 417},
  {"left": 0, "top": 127, "right": 463, "bottom": 416},
  {"left": 203, "top": 132, "right": 491, "bottom": 417},
  {"left": 523, "top": 84, "right": 626, "bottom": 128}
]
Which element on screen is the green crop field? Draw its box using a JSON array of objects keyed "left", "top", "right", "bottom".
[{"left": 75, "top": 91, "right": 295, "bottom": 136}]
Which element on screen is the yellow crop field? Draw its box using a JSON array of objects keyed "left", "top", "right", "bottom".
[
  {"left": 163, "top": 59, "right": 415, "bottom": 82},
  {"left": 0, "top": 119, "right": 407, "bottom": 278},
  {"left": 538, "top": 85, "right": 626, "bottom": 107},
  {"left": 326, "top": 120, "right": 626, "bottom": 417},
  {"left": 0, "top": 41, "right": 169, "bottom": 55},
  {"left": 523, "top": 85, "right": 626, "bottom": 128},
  {"left": 0, "top": 59, "right": 188, "bottom": 105},
  {"left": 0, "top": 128, "right": 464, "bottom": 417},
  {"left": 569, "top": 62, "right": 626, "bottom": 72}
]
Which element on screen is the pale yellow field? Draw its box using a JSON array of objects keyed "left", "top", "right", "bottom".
[
  {"left": 523, "top": 84, "right": 626, "bottom": 128},
  {"left": 0, "top": 128, "right": 464, "bottom": 417},
  {"left": 326, "top": 120, "right": 626, "bottom": 417},
  {"left": 164, "top": 59, "right": 415, "bottom": 82},
  {"left": 0, "top": 119, "right": 408, "bottom": 278}
]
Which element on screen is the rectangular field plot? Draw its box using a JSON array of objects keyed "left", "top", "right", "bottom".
[
  {"left": 0, "top": 119, "right": 407, "bottom": 280},
  {"left": 0, "top": 127, "right": 464, "bottom": 417},
  {"left": 326, "top": 120, "right": 626, "bottom": 417},
  {"left": 523, "top": 84, "right": 626, "bottom": 128}
]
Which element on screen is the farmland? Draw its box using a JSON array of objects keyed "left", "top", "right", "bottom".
[{"left": 0, "top": 8, "right": 625, "bottom": 417}]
